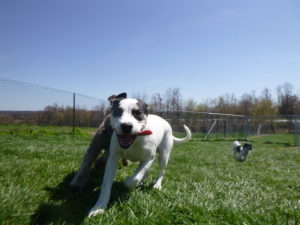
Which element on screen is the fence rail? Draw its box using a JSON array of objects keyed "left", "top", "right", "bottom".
[{"left": 154, "top": 110, "right": 300, "bottom": 145}]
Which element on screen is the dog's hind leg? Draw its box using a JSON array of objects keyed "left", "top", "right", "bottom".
[
  {"left": 153, "top": 137, "right": 173, "bottom": 190},
  {"left": 71, "top": 115, "right": 113, "bottom": 191},
  {"left": 71, "top": 151, "right": 99, "bottom": 190},
  {"left": 70, "top": 133, "right": 102, "bottom": 191}
]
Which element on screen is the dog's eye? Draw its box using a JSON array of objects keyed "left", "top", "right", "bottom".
[
  {"left": 132, "top": 109, "right": 143, "bottom": 121},
  {"left": 132, "top": 109, "right": 141, "bottom": 116}
]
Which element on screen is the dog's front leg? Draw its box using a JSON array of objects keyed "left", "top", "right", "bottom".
[
  {"left": 238, "top": 149, "right": 248, "bottom": 162},
  {"left": 88, "top": 146, "right": 120, "bottom": 217},
  {"left": 124, "top": 158, "right": 155, "bottom": 189}
]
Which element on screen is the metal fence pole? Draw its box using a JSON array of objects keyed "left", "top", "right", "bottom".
[
  {"left": 202, "top": 114, "right": 207, "bottom": 138},
  {"left": 294, "top": 115, "right": 299, "bottom": 146},
  {"left": 243, "top": 117, "right": 248, "bottom": 140},
  {"left": 72, "top": 93, "right": 75, "bottom": 133},
  {"left": 224, "top": 119, "right": 227, "bottom": 138}
]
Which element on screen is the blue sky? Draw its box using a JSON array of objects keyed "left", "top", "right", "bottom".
[{"left": 1, "top": 0, "right": 300, "bottom": 109}]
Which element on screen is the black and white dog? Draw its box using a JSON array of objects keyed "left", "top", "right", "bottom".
[
  {"left": 88, "top": 97, "right": 192, "bottom": 217},
  {"left": 232, "top": 141, "right": 252, "bottom": 162}
]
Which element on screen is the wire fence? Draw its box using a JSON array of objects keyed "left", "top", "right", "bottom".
[
  {"left": 0, "top": 77, "right": 107, "bottom": 130},
  {"left": 156, "top": 110, "right": 300, "bottom": 145},
  {"left": 1, "top": 77, "right": 299, "bottom": 145}
]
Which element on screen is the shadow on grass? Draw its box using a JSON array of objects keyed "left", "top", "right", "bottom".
[
  {"left": 30, "top": 168, "right": 130, "bottom": 225},
  {"left": 262, "top": 141, "right": 291, "bottom": 147}
]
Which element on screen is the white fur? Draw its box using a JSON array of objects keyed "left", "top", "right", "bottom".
[{"left": 88, "top": 99, "right": 191, "bottom": 217}]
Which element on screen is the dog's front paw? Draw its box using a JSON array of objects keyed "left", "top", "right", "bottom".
[
  {"left": 153, "top": 183, "right": 162, "bottom": 190},
  {"left": 124, "top": 177, "right": 140, "bottom": 189},
  {"left": 88, "top": 208, "right": 105, "bottom": 217},
  {"left": 153, "top": 178, "right": 162, "bottom": 190}
]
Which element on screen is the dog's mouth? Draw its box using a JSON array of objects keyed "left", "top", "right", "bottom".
[
  {"left": 117, "top": 134, "right": 137, "bottom": 149},
  {"left": 117, "top": 130, "right": 153, "bottom": 149}
]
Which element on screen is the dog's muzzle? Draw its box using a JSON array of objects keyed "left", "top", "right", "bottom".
[
  {"left": 117, "top": 134, "right": 137, "bottom": 149},
  {"left": 117, "top": 130, "right": 153, "bottom": 149}
]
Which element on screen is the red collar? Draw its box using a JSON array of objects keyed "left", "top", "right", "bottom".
[{"left": 137, "top": 130, "right": 153, "bottom": 136}]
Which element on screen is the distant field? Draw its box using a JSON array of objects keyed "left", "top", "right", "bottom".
[{"left": 0, "top": 125, "right": 299, "bottom": 225}]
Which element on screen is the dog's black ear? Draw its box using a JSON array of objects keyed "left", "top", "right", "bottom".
[
  {"left": 143, "top": 103, "right": 149, "bottom": 116},
  {"left": 108, "top": 95, "right": 116, "bottom": 104},
  {"left": 136, "top": 101, "right": 149, "bottom": 116},
  {"left": 116, "top": 93, "right": 127, "bottom": 99}
]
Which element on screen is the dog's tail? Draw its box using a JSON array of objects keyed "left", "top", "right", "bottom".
[{"left": 173, "top": 125, "right": 192, "bottom": 144}]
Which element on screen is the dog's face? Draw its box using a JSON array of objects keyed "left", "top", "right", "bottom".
[
  {"left": 110, "top": 98, "right": 148, "bottom": 149},
  {"left": 243, "top": 143, "right": 252, "bottom": 151}
]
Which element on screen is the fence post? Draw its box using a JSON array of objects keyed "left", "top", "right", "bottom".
[
  {"left": 72, "top": 93, "right": 75, "bottom": 133},
  {"left": 294, "top": 115, "right": 299, "bottom": 146},
  {"left": 202, "top": 113, "right": 207, "bottom": 139},
  {"left": 224, "top": 119, "right": 227, "bottom": 139},
  {"left": 243, "top": 117, "right": 248, "bottom": 140},
  {"left": 216, "top": 118, "right": 219, "bottom": 139}
]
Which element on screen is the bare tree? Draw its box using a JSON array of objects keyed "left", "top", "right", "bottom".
[
  {"left": 277, "top": 83, "right": 298, "bottom": 115},
  {"left": 164, "top": 88, "right": 183, "bottom": 111},
  {"left": 149, "top": 93, "right": 164, "bottom": 112},
  {"left": 131, "top": 92, "right": 149, "bottom": 102},
  {"left": 212, "top": 93, "right": 238, "bottom": 114},
  {"left": 238, "top": 92, "right": 257, "bottom": 115}
]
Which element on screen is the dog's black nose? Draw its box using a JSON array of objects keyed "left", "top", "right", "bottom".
[{"left": 121, "top": 123, "right": 133, "bottom": 134}]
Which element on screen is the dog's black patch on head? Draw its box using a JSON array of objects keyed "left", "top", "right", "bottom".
[
  {"left": 111, "top": 93, "right": 127, "bottom": 117},
  {"left": 243, "top": 143, "right": 252, "bottom": 150},
  {"left": 133, "top": 101, "right": 148, "bottom": 121},
  {"left": 236, "top": 146, "right": 241, "bottom": 152},
  {"left": 112, "top": 100, "right": 123, "bottom": 117}
]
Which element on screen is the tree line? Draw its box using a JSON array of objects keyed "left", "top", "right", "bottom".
[
  {"left": 145, "top": 82, "right": 300, "bottom": 116},
  {"left": 1, "top": 82, "right": 299, "bottom": 127},
  {"left": 0, "top": 104, "right": 106, "bottom": 127}
]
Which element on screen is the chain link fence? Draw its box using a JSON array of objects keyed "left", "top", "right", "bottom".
[
  {"left": 1, "top": 78, "right": 299, "bottom": 145},
  {"left": 155, "top": 110, "right": 300, "bottom": 145},
  {"left": 0, "top": 78, "right": 107, "bottom": 130}
]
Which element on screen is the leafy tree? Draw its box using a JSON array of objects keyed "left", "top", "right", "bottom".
[
  {"left": 184, "top": 98, "right": 198, "bottom": 111},
  {"left": 253, "top": 88, "right": 277, "bottom": 116}
]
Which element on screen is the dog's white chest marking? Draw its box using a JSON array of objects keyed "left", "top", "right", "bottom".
[
  {"left": 88, "top": 99, "right": 192, "bottom": 217},
  {"left": 118, "top": 136, "right": 156, "bottom": 162}
]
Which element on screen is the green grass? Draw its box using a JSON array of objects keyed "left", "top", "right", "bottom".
[{"left": 0, "top": 125, "right": 299, "bottom": 225}]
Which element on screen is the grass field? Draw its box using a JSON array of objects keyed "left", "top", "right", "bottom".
[{"left": 0, "top": 125, "right": 299, "bottom": 225}]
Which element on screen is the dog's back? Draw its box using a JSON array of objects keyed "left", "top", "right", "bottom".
[{"left": 232, "top": 141, "right": 241, "bottom": 156}]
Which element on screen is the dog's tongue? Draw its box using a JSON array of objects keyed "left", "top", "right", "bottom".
[
  {"left": 119, "top": 135, "right": 135, "bottom": 149},
  {"left": 118, "top": 130, "right": 152, "bottom": 149},
  {"left": 137, "top": 130, "right": 153, "bottom": 136}
]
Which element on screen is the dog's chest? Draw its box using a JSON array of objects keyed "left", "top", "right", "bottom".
[{"left": 120, "top": 138, "right": 156, "bottom": 162}]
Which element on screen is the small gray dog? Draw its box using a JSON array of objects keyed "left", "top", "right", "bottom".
[
  {"left": 70, "top": 93, "right": 128, "bottom": 191},
  {"left": 232, "top": 141, "right": 252, "bottom": 162}
]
